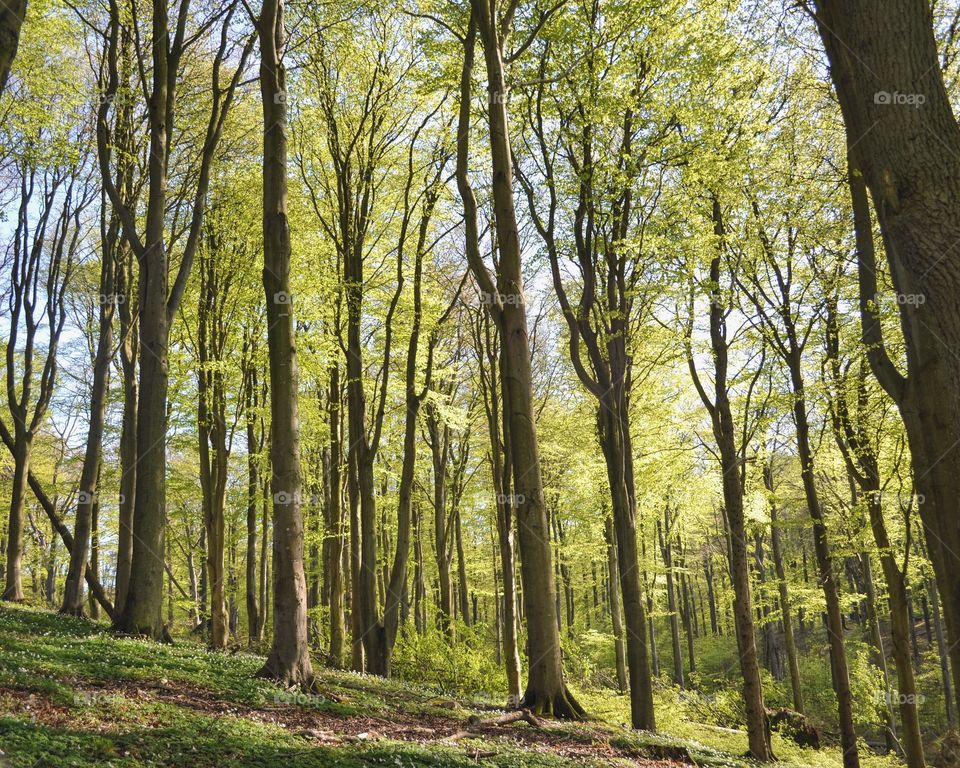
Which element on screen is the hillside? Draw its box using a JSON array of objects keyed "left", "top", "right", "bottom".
[{"left": 0, "top": 606, "right": 906, "bottom": 768}]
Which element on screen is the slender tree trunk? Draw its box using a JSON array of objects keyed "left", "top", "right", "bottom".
[
  {"left": 62, "top": 194, "right": 117, "bottom": 615},
  {"left": 767, "top": 474, "right": 803, "bottom": 714},
  {"left": 115, "top": 247, "right": 138, "bottom": 610},
  {"left": 255, "top": 0, "right": 313, "bottom": 686},
  {"left": 244, "top": 348, "right": 261, "bottom": 644},
  {"left": 427, "top": 402, "right": 455, "bottom": 637},
  {"left": 659, "top": 510, "right": 685, "bottom": 688},
  {"left": 928, "top": 578, "right": 957, "bottom": 729},
  {"left": 686, "top": 198, "right": 773, "bottom": 759},
  {"left": 605, "top": 515, "right": 628, "bottom": 693},
  {"left": 324, "top": 365, "right": 345, "bottom": 666},
  {"left": 464, "top": 4, "right": 582, "bottom": 718},
  {"left": 790, "top": 362, "right": 859, "bottom": 768},
  {"left": 3, "top": 439, "right": 30, "bottom": 601}
]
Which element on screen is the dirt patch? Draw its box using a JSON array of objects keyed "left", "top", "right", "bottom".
[{"left": 1, "top": 681, "right": 689, "bottom": 766}]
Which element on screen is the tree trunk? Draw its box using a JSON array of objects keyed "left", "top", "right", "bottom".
[
  {"left": 814, "top": 0, "right": 960, "bottom": 721},
  {"left": 115, "top": 0, "right": 173, "bottom": 638},
  {"left": 324, "top": 364, "right": 345, "bottom": 666},
  {"left": 605, "top": 515, "right": 628, "bottom": 693},
  {"left": 427, "top": 401, "right": 455, "bottom": 637},
  {"left": 0, "top": 0, "right": 26, "bottom": 97},
  {"left": 659, "top": 510, "right": 685, "bottom": 689},
  {"left": 244, "top": 345, "right": 261, "bottom": 644},
  {"left": 685, "top": 198, "right": 773, "bottom": 759},
  {"left": 3, "top": 437, "right": 30, "bottom": 601},
  {"left": 61, "top": 225, "right": 114, "bottom": 614},
  {"left": 767, "top": 470, "right": 804, "bottom": 714},
  {"left": 115, "top": 243, "right": 138, "bottom": 611},
  {"left": 789, "top": 359, "right": 859, "bottom": 768},
  {"left": 464, "top": 4, "right": 582, "bottom": 718},
  {"left": 255, "top": 0, "right": 313, "bottom": 687}
]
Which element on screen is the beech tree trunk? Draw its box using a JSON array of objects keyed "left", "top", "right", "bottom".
[
  {"left": 324, "top": 364, "right": 345, "bottom": 666},
  {"left": 685, "top": 197, "right": 774, "bottom": 759},
  {"left": 605, "top": 515, "right": 628, "bottom": 694},
  {"left": 255, "top": 0, "right": 313, "bottom": 686},
  {"left": 813, "top": 0, "right": 960, "bottom": 721},
  {"left": 766, "top": 465, "right": 803, "bottom": 714},
  {"left": 62, "top": 206, "right": 116, "bottom": 615},
  {"left": 463, "top": 2, "right": 583, "bottom": 719},
  {"left": 0, "top": 0, "right": 26, "bottom": 98}
]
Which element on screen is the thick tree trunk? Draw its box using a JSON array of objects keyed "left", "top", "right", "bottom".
[
  {"left": 255, "top": 0, "right": 313, "bottom": 687},
  {"left": 0, "top": 0, "right": 26, "bottom": 98},
  {"left": 814, "top": 0, "right": 960, "bottom": 721},
  {"left": 115, "top": 0, "right": 173, "bottom": 640}
]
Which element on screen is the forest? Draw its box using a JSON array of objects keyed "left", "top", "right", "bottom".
[{"left": 0, "top": 0, "right": 959, "bottom": 766}]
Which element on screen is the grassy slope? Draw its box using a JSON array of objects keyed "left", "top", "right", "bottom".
[{"left": 0, "top": 606, "right": 901, "bottom": 768}]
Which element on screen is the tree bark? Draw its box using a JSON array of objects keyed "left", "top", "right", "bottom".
[
  {"left": 62, "top": 206, "right": 116, "bottom": 615},
  {"left": 463, "top": 2, "right": 583, "bottom": 719},
  {"left": 255, "top": 0, "right": 313, "bottom": 687},
  {"left": 813, "top": 0, "right": 960, "bottom": 721},
  {"left": 0, "top": 0, "right": 26, "bottom": 98},
  {"left": 766, "top": 466, "right": 804, "bottom": 714}
]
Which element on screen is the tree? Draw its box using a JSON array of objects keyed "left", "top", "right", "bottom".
[
  {"left": 96, "top": 0, "right": 252, "bottom": 638},
  {"left": 684, "top": 197, "right": 772, "bottom": 759},
  {"left": 254, "top": 0, "right": 313, "bottom": 687},
  {"left": 0, "top": 0, "right": 26, "bottom": 97},
  {"left": 459, "top": 0, "right": 584, "bottom": 718},
  {"left": 4, "top": 151, "right": 92, "bottom": 601},
  {"left": 810, "top": 0, "right": 960, "bottom": 717}
]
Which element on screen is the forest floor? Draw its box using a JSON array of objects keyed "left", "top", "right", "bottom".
[{"left": 0, "top": 605, "right": 901, "bottom": 768}]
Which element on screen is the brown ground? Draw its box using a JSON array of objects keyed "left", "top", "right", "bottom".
[{"left": 0, "top": 680, "right": 692, "bottom": 766}]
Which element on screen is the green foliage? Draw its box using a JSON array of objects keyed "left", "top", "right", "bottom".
[{"left": 391, "top": 624, "right": 506, "bottom": 700}]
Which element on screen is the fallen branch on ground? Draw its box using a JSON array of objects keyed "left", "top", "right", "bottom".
[{"left": 446, "top": 708, "right": 545, "bottom": 742}]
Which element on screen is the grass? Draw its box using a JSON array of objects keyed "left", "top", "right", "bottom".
[{"left": 0, "top": 605, "right": 907, "bottom": 767}]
